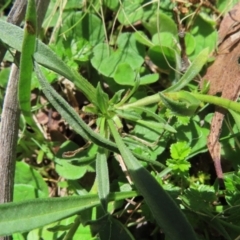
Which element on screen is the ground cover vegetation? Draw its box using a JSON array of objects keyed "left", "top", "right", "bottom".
[{"left": 0, "top": 0, "right": 240, "bottom": 239}]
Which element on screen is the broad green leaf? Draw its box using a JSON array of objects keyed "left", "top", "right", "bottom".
[
  {"left": 55, "top": 159, "right": 88, "bottom": 180},
  {"left": 148, "top": 45, "right": 177, "bottom": 70},
  {"left": 185, "top": 32, "right": 196, "bottom": 55},
  {"left": 152, "top": 32, "right": 178, "bottom": 50},
  {"left": 60, "top": 12, "right": 105, "bottom": 45},
  {"left": 134, "top": 31, "right": 153, "bottom": 47},
  {"left": 117, "top": 32, "right": 145, "bottom": 55},
  {"left": 114, "top": 63, "right": 135, "bottom": 85},
  {"left": 14, "top": 162, "right": 48, "bottom": 202},
  {"left": 107, "top": 119, "right": 197, "bottom": 240},
  {"left": 139, "top": 73, "right": 159, "bottom": 85},
  {"left": 91, "top": 33, "right": 144, "bottom": 78},
  {"left": 181, "top": 186, "right": 216, "bottom": 212},
  {"left": 118, "top": 0, "right": 144, "bottom": 25},
  {"left": 190, "top": 16, "right": 217, "bottom": 58},
  {"left": 130, "top": 122, "right": 167, "bottom": 159},
  {"left": 143, "top": 12, "right": 178, "bottom": 36},
  {"left": 103, "top": 0, "right": 119, "bottom": 10}
]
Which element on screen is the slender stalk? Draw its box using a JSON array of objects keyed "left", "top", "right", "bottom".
[
  {"left": 118, "top": 91, "right": 240, "bottom": 114},
  {"left": 63, "top": 215, "right": 81, "bottom": 240},
  {"left": 191, "top": 92, "right": 240, "bottom": 113},
  {"left": 117, "top": 93, "right": 160, "bottom": 109}
]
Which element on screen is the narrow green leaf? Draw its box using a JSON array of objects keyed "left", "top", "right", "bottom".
[
  {"left": 164, "top": 48, "right": 209, "bottom": 92},
  {"left": 96, "top": 147, "right": 109, "bottom": 211},
  {"left": 131, "top": 106, "right": 176, "bottom": 132},
  {"left": 159, "top": 91, "right": 200, "bottom": 116},
  {"left": 96, "top": 118, "right": 109, "bottom": 211},
  {"left": 136, "top": 119, "right": 177, "bottom": 133},
  {"left": 96, "top": 83, "right": 109, "bottom": 114},
  {"left": 0, "top": 195, "right": 100, "bottom": 236},
  {"left": 115, "top": 109, "right": 142, "bottom": 121},
  {"left": 109, "top": 89, "right": 125, "bottom": 105},
  {"left": 0, "top": 191, "right": 137, "bottom": 236},
  {"left": 0, "top": 20, "right": 96, "bottom": 104},
  {"left": 107, "top": 119, "right": 197, "bottom": 240}
]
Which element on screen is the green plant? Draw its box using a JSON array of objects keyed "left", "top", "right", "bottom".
[{"left": 1, "top": 0, "right": 240, "bottom": 239}]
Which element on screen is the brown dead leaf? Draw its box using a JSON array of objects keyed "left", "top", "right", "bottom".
[{"left": 201, "top": 3, "right": 240, "bottom": 187}]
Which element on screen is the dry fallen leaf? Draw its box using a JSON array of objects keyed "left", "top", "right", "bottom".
[{"left": 201, "top": 3, "right": 240, "bottom": 188}]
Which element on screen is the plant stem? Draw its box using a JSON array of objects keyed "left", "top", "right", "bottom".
[
  {"left": 118, "top": 93, "right": 160, "bottom": 109},
  {"left": 118, "top": 91, "right": 240, "bottom": 114},
  {"left": 191, "top": 92, "right": 240, "bottom": 113}
]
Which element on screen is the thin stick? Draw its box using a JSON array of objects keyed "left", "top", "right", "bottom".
[{"left": 0, "top": 58, "right": 20, "bottom": 204}]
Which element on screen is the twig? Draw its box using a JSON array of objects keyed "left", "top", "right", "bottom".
[
  {"left": 0, "top": 0, "right": 27, "bottom": 203},
  {"left": 0, "top": 58, "right": 20, "bottom": 204}
]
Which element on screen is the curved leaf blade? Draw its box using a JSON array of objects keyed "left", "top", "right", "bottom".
[
  {"left": 108, "top": 119, "right": 197, "bottom": 240},
  {"left": 0, "top": 195, "right": 100, "bottom": 236},
  {"left": 0, "top": 20, "right": 96, "bottom": 104},
  {"left": 164, "top": 48, "right": 209, "bottom": 92}
]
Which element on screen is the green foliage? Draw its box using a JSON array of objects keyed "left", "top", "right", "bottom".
[
  {"left": 1, "top": 0, "right": 240, "bottom": 239},
  {"left": 167, "top": 141, "right": 191, "bottom": 174}
]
